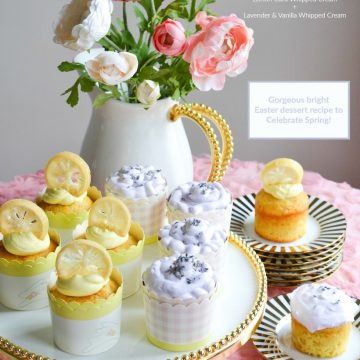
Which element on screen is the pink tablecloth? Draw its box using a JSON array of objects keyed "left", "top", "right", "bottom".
[{"left": 1, "top": 156, "right": 360, "bottom": 360}]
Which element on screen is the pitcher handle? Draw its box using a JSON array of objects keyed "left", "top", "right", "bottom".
[{"left": 169, "top": 103, "right": 233, "bottom": 182}]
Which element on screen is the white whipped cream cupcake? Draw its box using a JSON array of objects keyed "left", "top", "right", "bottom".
[
  {"left": 159, "top": 218, "right": 228, "bottom": 274},
  {"left": 291, "top": 283, "right": 358, "bottom": 357},
  {"left": 142, "top": 254, "right": 217, "bottom": 351},
  {"left": 105, "top": 165, "right": 167, "bottom": 244},
  {"left": 167, "top": 182, "right": 232, "bottom": 233}
]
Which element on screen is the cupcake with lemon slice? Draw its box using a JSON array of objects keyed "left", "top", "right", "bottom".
[
  {"left": 255, "top": 158, "right": 308, "bottom": 242},
  {"left": 37, "top": 151, "right": 101, "bottom": 245},
  {"left": 48, "top": 240, "right": 123, "bottom": 356},
  {"left": 0, "top": 199, "right": 60, "bottom": 310},
  {"left": 73, "top": 196, "right": 144, "bottom": 298}
]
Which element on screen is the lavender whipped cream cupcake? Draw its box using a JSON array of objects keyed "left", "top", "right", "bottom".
[
  {"left": 142, "top": 254, "right": 217, "bottom": 351},
  {"left": 159, "top": 218, "right": 228, "bottom": 275},
  {"left": 105, "top": 165, "right": 167, "bottom": 244},
  {"left": 167, "top": 182, "right": 232, "bottom": 233}
]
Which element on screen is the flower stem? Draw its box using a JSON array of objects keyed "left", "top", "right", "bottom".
[
  {"left": 102, "top": 36, "right": 122, "bottom": 52},
  {"left": 123, "top": 2, "right": 128, "bottom": 32}
]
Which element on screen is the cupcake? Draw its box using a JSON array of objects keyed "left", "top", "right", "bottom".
[
  {"left": 36, "top": 151, "right": 101, "bottom": 245},
  {"left": 0, "top": 199, "right": 60, "bottom": 310},
  {"left": 255, "top": 158, "right": 308, "bottom": 242},
  {"left": 142, "top": 254, "right": 217, "bottom": 351},
  {"left": 167, "top": 182, "right": 232, "bottom": 233},
  {"left": 159, "top": 218, "right": 228, "bottom": 275},
  {"left": 105, "top": 165, "right": 167, "bottom": 245},
  {"left": 73, "top": 196, "right": 144, "bottom": 298},
  {"left": 291, "top": 283, "right": 358, "bottom": 357},
  {"left": 48, "top": 240, "right": 123, "bottom": 356}
]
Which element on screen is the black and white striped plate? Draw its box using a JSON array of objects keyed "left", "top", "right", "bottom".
[
  {"left": 253, "top": 295, "right": 360, "bottom": 360},
  {"left": 231, "top": 194, "right": 346, "bottom": 253}
]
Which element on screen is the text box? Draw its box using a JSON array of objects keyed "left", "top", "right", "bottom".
[{"left": 248, "top": 82, "right": 350, "bottom": 139}]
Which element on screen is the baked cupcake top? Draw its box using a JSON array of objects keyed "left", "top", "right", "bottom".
[
  {"left": 39, "top": 151, "right": 91, "bottom": 206},
  {"left": 168, "top": 182, "right": 231, "bottom": 215},
  {"left": 105, "top": 165, "right": 167, "bottom": 199},
  {"left": 0, "top": 199, "right": 51, "bottom": 256},
  {"left": 143, "top": 254, "right": 217, "bottom": 301},
  {"left": 261, "top": 158, "right": 304, "bottom": 200},
  {"left": 291, "top": 283, "right": 358, "bottom": 333},
  {"left": 159, "top": 218, "right": 227, "bottom": 255}
]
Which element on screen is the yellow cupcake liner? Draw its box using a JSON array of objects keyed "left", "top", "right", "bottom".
[
  {"left": 108, "top": 223, "right": 145, "bottom": 265},
  {"left": 0, "top": 230, "right": 60, "bottom": 277},
  {"left": 145, "top": 235, "right": 158, "bottom": 245},
  {"left": 48, "top": 269, "right": 123, "bottom": 321}
]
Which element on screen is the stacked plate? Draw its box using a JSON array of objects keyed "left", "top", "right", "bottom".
[{"left": 230, "top": 194, "right": 346, "bottom": 287}]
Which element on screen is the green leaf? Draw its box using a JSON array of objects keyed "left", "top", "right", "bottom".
[
  {"left": 93, "top": 93, "right": 115, "bottom": 108},
  {"left": 198, "top": 0, "right": 216, "bottom": 11},
  {"left": 79, "top": 77, "right": 95, "bottom": 93},
  {"left": 61, "top": 79, "right": 80, "bottom": 107},
  {"left": 158, "top": 0, "right": 189, "bottom": 19},
  {"left": 133, "top": 6, "right": 147, "bottom": 32},
  {"left": 58, "top": 62, "right": 84, "bottom": 72}
]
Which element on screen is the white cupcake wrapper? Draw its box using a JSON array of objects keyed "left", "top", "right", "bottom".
[
  {"left": 51, "top": 307, "right": 122, "bottom": 356},
  {"left": 167, "top": 203, "right": 232, "bottom": 234},
  {"left": 143, "top": 290, "right": 217, "bottom": 345},
  {"left": 115, "top": 255, "right": 143, "bottom": 298},
  {"left": 0, "top": 271, "right": 51, "bottom": 310},
  {"left": 106, "top": 193, "right": 167, "bottom": 240}
]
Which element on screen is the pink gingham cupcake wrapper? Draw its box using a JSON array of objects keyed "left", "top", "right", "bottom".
[
  {"left": 167, "top": 202, "right": 233, "bottom": 233},
  {"left": 119, "top": 195, "right": 167, "bottom": 239},
  {"left": 143, "top": 291, "right": 217, "bottom": 345}
]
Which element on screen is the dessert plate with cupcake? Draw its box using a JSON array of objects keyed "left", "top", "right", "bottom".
[
  {"left": 253, "top": 284, "right": 360, "bottom": 360},
  {"left": 230, "top": 158, "right": 347, "bottom": 286}
]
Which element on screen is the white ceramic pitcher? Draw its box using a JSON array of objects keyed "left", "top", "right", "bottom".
[{"left": 80, "top": 97, "right": 233, "bottom": 192}]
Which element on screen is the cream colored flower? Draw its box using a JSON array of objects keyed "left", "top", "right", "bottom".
[
  {"left": 54, "top": 0, "right": 113, "bottom": 51},
  {"left": 85, "top": 51, "right": 138, "bottom": 85},
  {"left": 136, "top": 80, "right": 161, "bottom": 106}
]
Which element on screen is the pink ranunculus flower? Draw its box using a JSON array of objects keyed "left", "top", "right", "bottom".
[
  {"left": 152, "top": 19, "right": 187, "bottom": 57},
  {"left": 183, "top": 12, "right": 254, "bottom": 91}
]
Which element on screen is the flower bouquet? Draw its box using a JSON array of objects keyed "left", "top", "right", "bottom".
[{"left": 54, "top": 0, "right": 254, "bottom": 108}]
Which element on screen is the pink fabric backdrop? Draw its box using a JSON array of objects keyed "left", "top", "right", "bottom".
[{"left": 0, "top": 156, "right": 359, "bottom": 359}]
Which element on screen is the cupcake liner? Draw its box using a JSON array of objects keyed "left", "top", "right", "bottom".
[
  {"left": 0, "top": 230, "right": 60, "bottom": 310},
  {"left": 48, "top": 269, "right": 123, "bottom": 356},
  {"left": 143, "top": 288, "right": 217, "bottom": 351},
  {"left": 167, "top": 202, "right": 232, "bottom": 234},
  {"left": 108, "top": 223, "right": 144, "bottom": 298},
  {"left": 105, "top": 191, "right": 167, "bottom": 244}
]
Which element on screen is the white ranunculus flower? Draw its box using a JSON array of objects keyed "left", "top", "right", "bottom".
[
  {"left": 85, "top": 51, "right": 138, "bottom": 85},
  {"left": 74, "top": 48, "right": 105, "bottom": 64},
  {"left": 136, "top": 80, "right": 161, "bottom": 106},
  {"left": 54, "top": 0, "right": 113, "bottom": 51}
]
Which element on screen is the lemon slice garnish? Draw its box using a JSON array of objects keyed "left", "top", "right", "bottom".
[
  {"left": 0, "top": 199, "right": 49, "bottom": 239},
  {"left": 261, "top": 158, "right": 303, "bottom": 185},
  {"left": 45, "top": 152, "right": 91, "bottom": 197},
  {"left": 88, "top": 196, "right": 131, "bottom": 237},
  {"left": 56, "top": 239, "right": 112, "bottom": 281}
]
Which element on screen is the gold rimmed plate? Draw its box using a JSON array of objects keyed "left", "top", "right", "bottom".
[
  {"left": 262, "top": 247, "right": 343, "bottom": 272},
  {"left": 252, "top": 295, "right": 360, "bottom": 360},
  {"left": 259, "top": 242, "right": 344, "bottom": 270},
  {"left": 0, "top": 233, "right": 267, "bottom": 360},
  {"left": 231, "top": 194, "right": 346, "bottom": 253},
  {"left": 265, "top": 252, "right": 342, "bottom": 278}
]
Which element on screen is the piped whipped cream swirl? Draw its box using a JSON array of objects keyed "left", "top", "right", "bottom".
[
  {"left": 105, "top": 165, "right": 167, "bottom": 199},
  {"left": 3, "top": 232, "right": 50, "bottom": 256},
  {"left": 41, "top": 188, "right": 87, "bottom": 206},
  {"left": 168, "top": 182, "right": 231, "bottom": 215},
  {"left": 291, "top": 283, "right": 358, "bottom": 333},
  {"left": 85, "top": 226, "right": 128, "bottom": 249},
  {"left": 159, "top": 218, "right": 227, "bottom": 256},
  {"left": 143, "top": 254, "right": 217, "bottom": 300}
]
